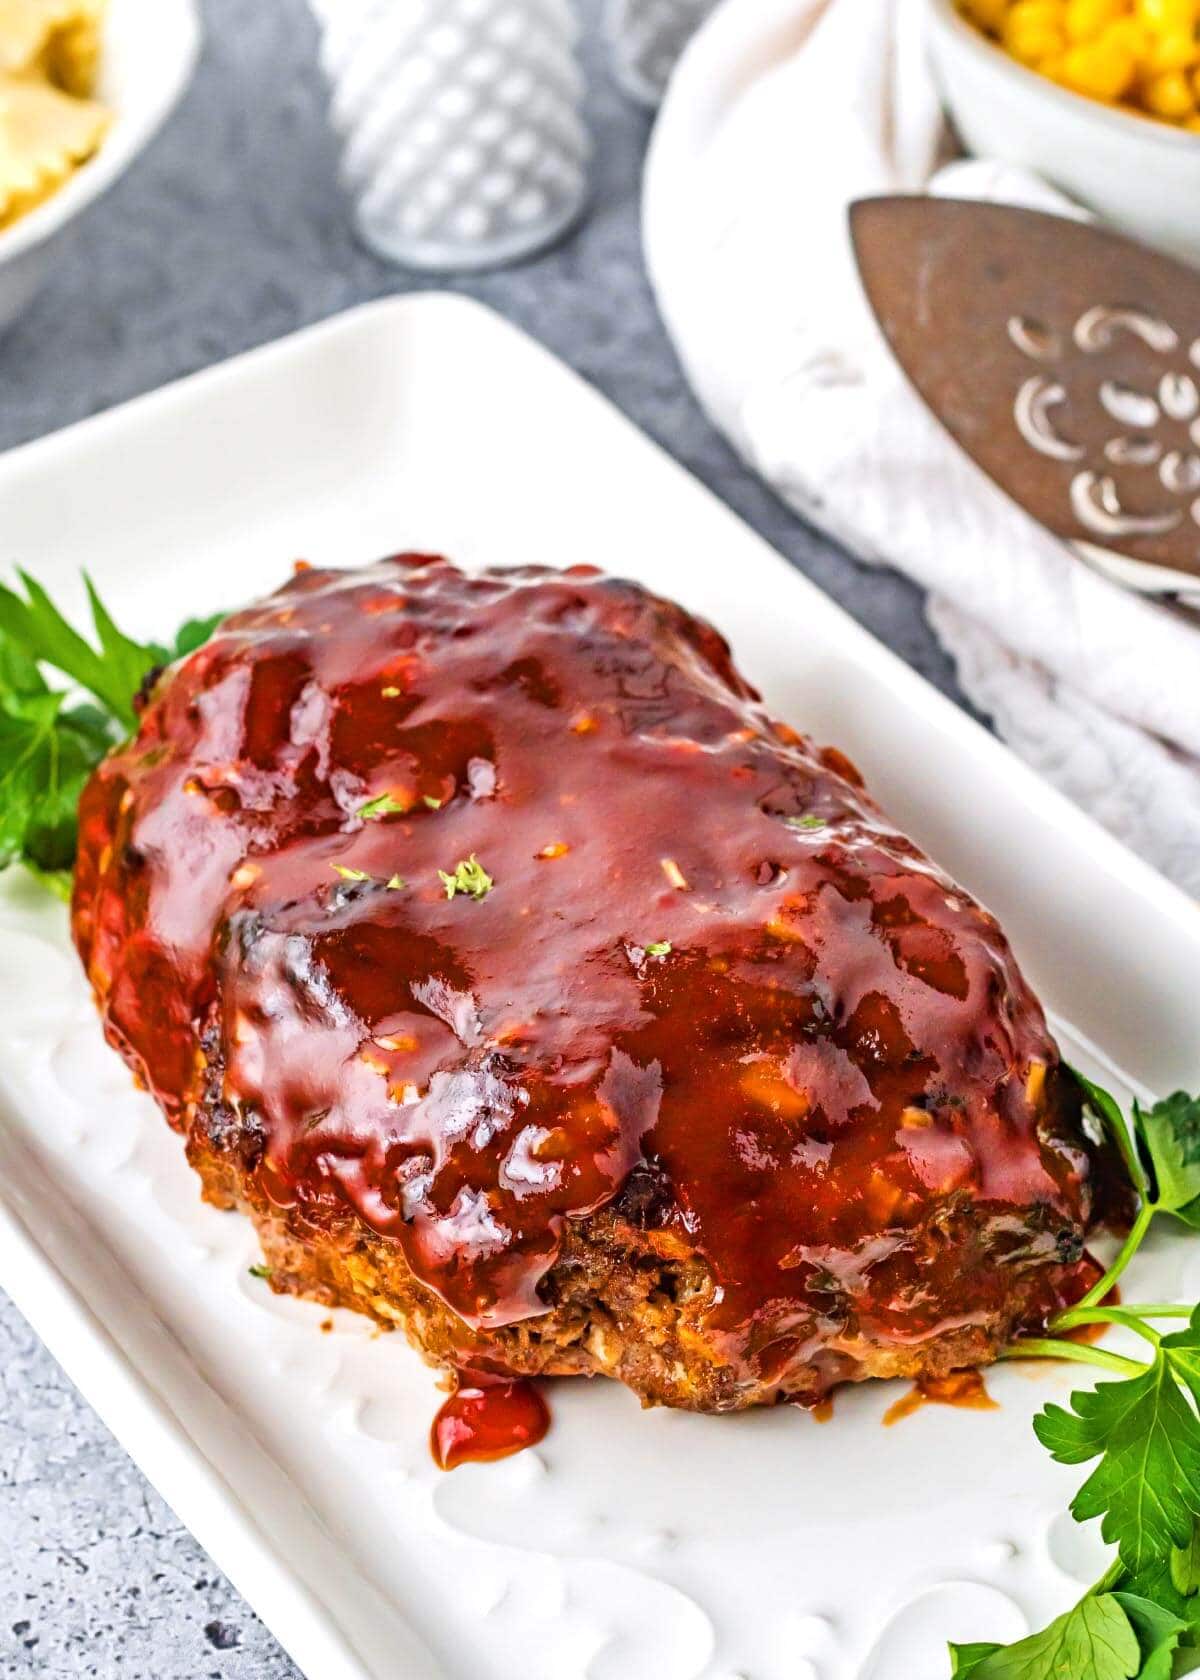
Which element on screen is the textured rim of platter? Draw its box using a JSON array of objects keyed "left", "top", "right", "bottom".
[{"left": 0, "top": 295, "right": 1197, "bottom": 1680}]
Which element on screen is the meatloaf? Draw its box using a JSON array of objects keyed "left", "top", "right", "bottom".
[{"left": 71, "top": 555, "right": 1119, "bottom": 1411}]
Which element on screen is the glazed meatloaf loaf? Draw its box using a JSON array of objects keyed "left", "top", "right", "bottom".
[{"left": 72, "top": 555, "right": 1120, "bottom": 1412}]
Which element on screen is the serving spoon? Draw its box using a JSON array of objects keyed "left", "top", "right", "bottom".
[{"left": 850, "top": 195, "right": 1200, "bottom": 610}]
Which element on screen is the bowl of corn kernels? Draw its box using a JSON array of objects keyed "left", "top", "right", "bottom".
[{"left": 927, "top": 0, "right": 1200, "bottom": 262}]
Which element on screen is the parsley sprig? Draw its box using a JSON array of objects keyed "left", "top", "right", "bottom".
[
  {"left": 0, "top": 570, "right": 223, "bottom": 898},
  {"left": 956, "top": 1081, "right": 1200, "bottom": 1678}
]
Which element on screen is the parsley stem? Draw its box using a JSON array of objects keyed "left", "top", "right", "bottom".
[
  {"left": 1050, "top": 1305, "right": 1161, "bottom": 1347},
  {"left": 999, "top": 1337, "right": 1145, "bottom": 1376},
  {"left": 1111, "top": 1302, "right": 1194, "bottom": 1319},
  {"left": 1070, "top": 1200, "right": 1157, "bottom": 1313}
]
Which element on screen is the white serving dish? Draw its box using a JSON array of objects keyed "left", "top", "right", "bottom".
[
  {"left": 1, "top": 294, "right": 1198, "bottom": 1680},
  {"left": 926, "top": 0, "right": 1200, "bottom": 264},
  {"left": 0, "top": 0, "right": 200, "bottom": 333}
]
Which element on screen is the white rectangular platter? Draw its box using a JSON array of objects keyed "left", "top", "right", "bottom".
[{"left": 1, "top": 295, "right": 1198, "bottom": 1680}]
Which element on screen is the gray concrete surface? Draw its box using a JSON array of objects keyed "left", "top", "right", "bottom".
[{"left": 0, "top": 1, "right": 968, "bottom": 1674}]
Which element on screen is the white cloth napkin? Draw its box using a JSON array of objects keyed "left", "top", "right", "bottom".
[{"left": 645, "top": 0, "right": 1200, "bottom": 895}]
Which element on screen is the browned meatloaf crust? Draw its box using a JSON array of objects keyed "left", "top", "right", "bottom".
[{"left": 72, "top": 555, "right": 1122, "bottom": 1412}]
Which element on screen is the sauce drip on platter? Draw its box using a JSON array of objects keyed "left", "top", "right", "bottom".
[
  {"left": 882, "top": 1367, "right": 998, "bottom": 1427},
  {"left": 431, "top": 1372, "right": 550, "bottom": 1470}
]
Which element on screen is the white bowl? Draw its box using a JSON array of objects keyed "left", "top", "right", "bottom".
[
  {"left": 927, "top": 0, "right": 1200, "bottom": 264},
  {"left": 0, "top": 0, "right": 201, "bottom": 334}
]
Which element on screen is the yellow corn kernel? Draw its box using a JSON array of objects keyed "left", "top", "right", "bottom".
[
  {"left": 1060, "top": 35, "right": 1137, "bottom": 92},
  {"left": 1065, "top": 0, "right": 1129, "bottom": 39},
  {"left": 1004, "top": 4, "right": 1069, "bottom": 60},
  {"left": 1013, "top": 22, "right": 1069, "bottom": 59},
  {"left": 1003, "top": 0, "right": 1065, "bottom": 31},
  {"left": 1143, "top": 26, "right": 1200, "bottom": 67},
  {"left": 1143, "top": 65, "right": 1197, "bottom": 108},
  {"left": 1103, "top": 15, "right": 1151, "bottom": 50},
  {"left": 1135, "top": 0, "right": 1197, "bottom": 29}
]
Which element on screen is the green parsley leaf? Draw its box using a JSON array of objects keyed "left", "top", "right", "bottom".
[
  {"left": 1171, "top": 1519, "right": 1200, "bottom": 1599},
  {"left": 331, "top": 864, "right": 370, "bottom": 882},
  {"left": 1111, "top": 1592, "right": 1190, "bottom": 1680},
  {"left": 948, "top": 1644, "right": 1003, "bottom": 1679},
  {"left": 947, "top": 1595, "right": 1140, "bottom": 1680},
  {"left": 785, "top": 814, "right": 826, "bottom": 830},
  {"left": 1123, "top": 1556, "right": 1200, "bottom": 1665},
  {"left": 0, "top": 572, "right": 227, "bottom": 901},
  {"left": 1034, "top": 1342, "right": 1200, "bottom": 1576},
  {"left": 82, "top": 574, "right": 164, "bottom": 719},
  {"left": 438, "top": 855, "right": 493, "bottom": 901},
  {"left": 1072, "top": 1068, "right": 1149, "bottom": 1200},
  {"left": 950, "top": 1593, "right": 1190, "bottom": 1680},
  {"left": 386, "top": 875, "right": 407, "bottom": 891},
  {"left": 0, "top": 571, "right": 144, "bottom": 729},
  {"left": 644, "top": 941, "right": 672, "bottom": 956},
  {"left": 171, "top": 611, "right": 226, "bottom": 659},
  {"left": 1160, "top": 1310, "right": 1200, "bottom": 1412},
  {"left": 0, "top": 691, "right": 119, "bottom": 878},
  {"left": 0, "top": 631, "right": 46, "bottom": 695},
  {"left": 0, "top": 691, "right": 68, "bottom": 869},
  {"left": 248, "top": 1263, "right": 271, "bottom": 1280},
  {"left": 1134, "top": 1091, "right": 1200, "bottom": 1227},
  {"left": 357, "top": 793, "right": 407, "bottom": 822},
  {"left": 422, "top": 795, "right": 443, "bottom": 810}
]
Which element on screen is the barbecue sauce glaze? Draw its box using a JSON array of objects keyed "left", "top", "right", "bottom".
[{"left": 73, "top": 557, "right": 1110, "bottom": 1454}]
